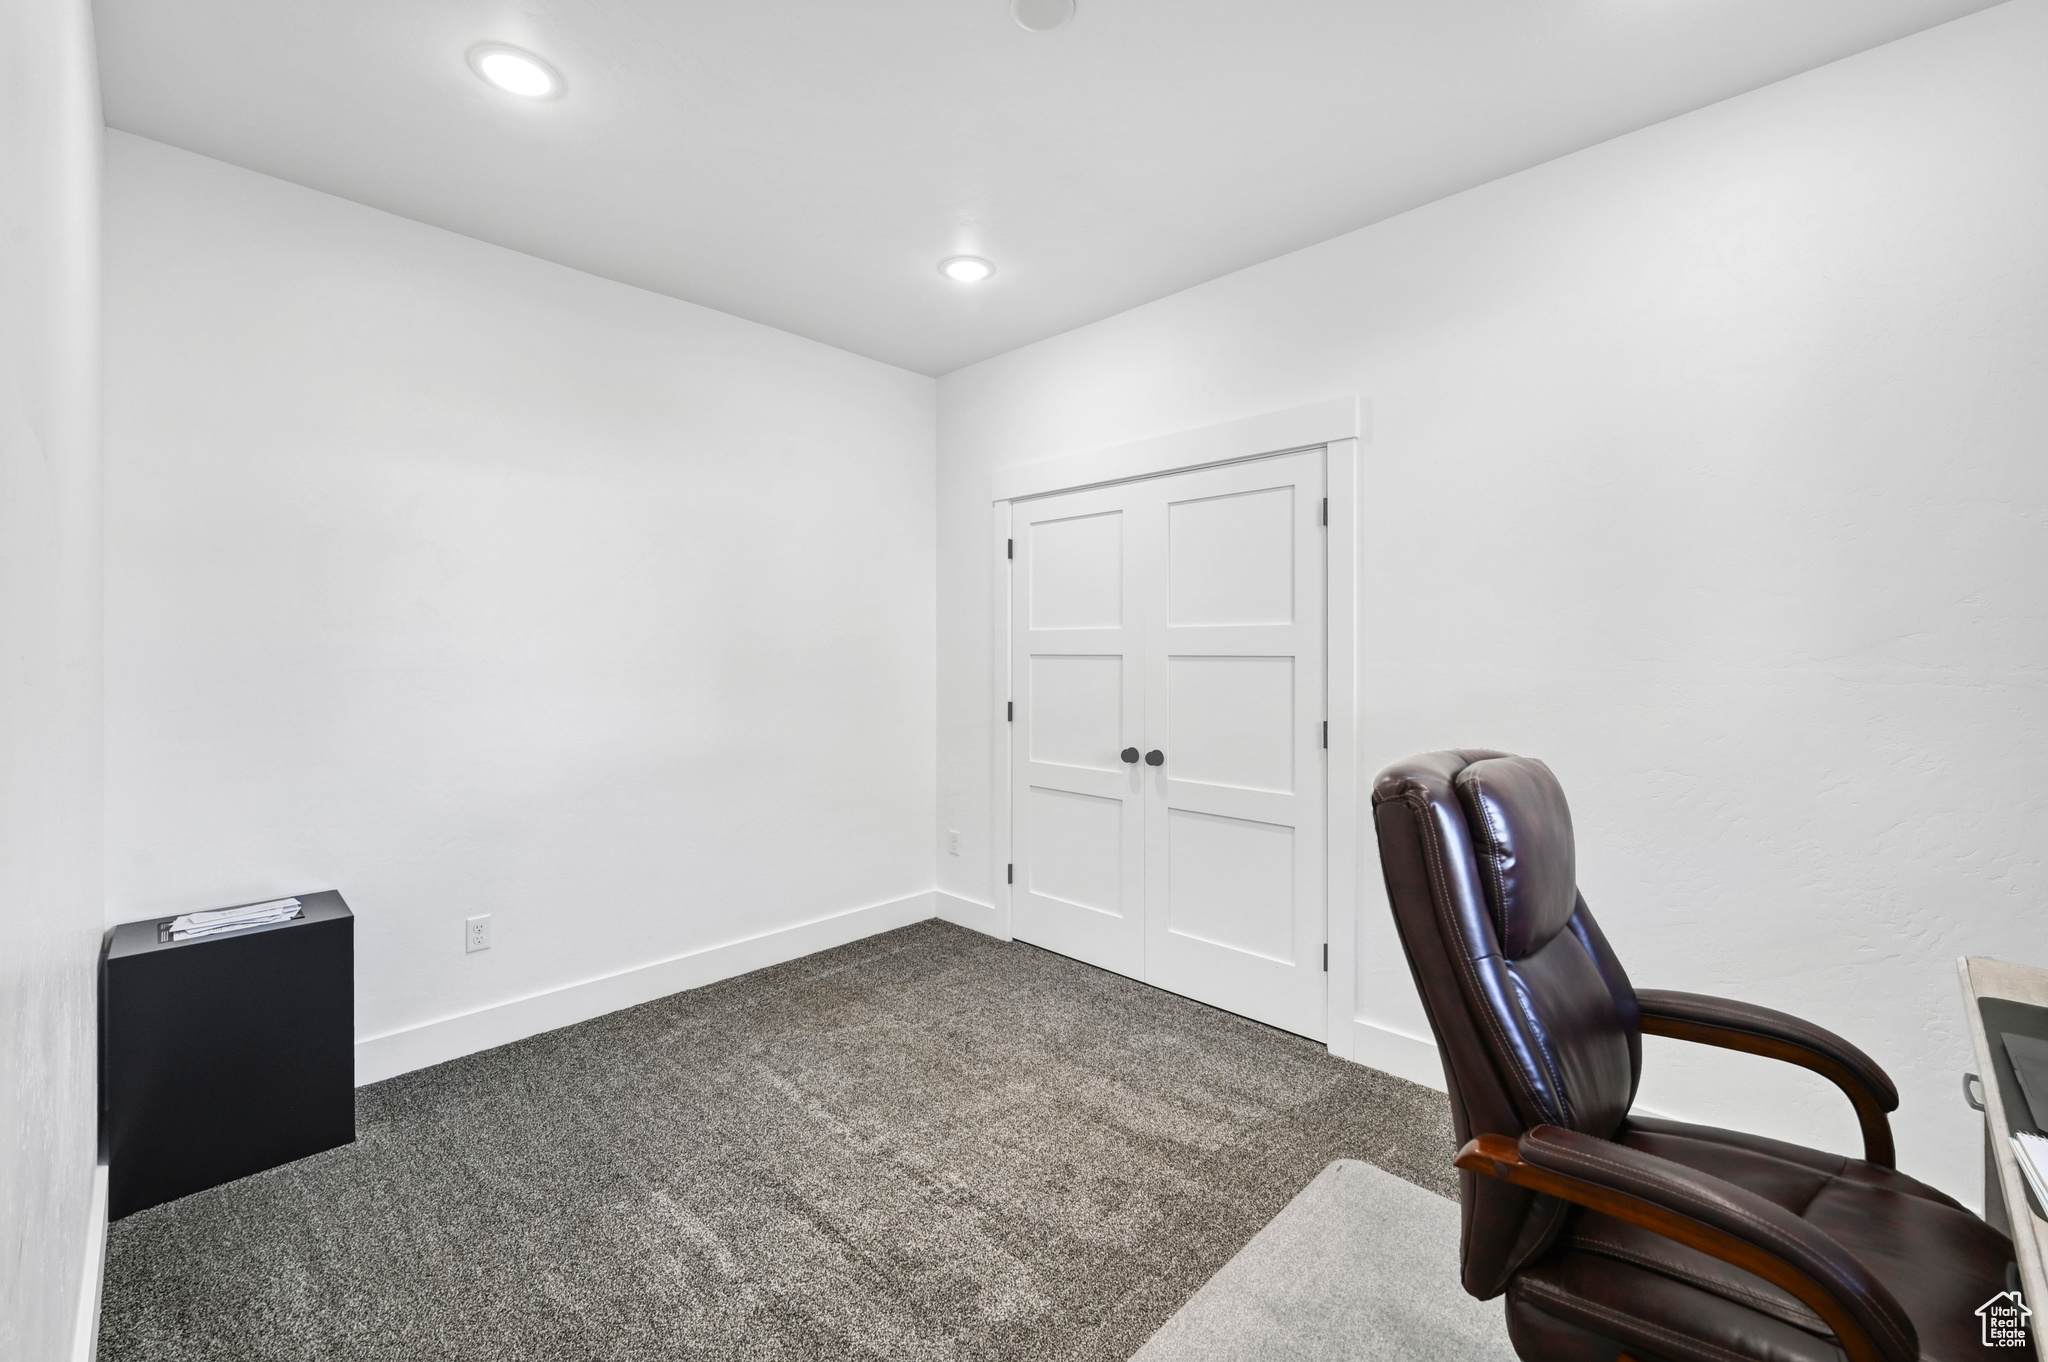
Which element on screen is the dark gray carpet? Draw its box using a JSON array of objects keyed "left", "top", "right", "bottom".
[{"left": 99, "top": 920, "right": 1456, "bottom": 1362}]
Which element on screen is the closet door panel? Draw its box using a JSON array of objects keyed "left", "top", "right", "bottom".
[
  {"left": 1010, "top": 486, "right": 1146, "bottom": 978},
  {"left": 1141, "top": 450, "right": 1327, "bottom": 1040}
]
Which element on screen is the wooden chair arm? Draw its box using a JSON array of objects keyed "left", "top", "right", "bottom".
[
  {"left": 1636, "top": 988, "right": 1897, "bottom": 1168},
  {"left": 1457, "top": 1127, "right": 1917, "bottom": 1362}
]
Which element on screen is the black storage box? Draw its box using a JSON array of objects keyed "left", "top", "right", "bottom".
[{"left": 101, "top": 890, "right": 355, "bottom": 1219}]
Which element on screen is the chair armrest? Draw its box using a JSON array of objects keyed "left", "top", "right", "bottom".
[
  {"left": 1457, "top": 1126, "right": 1918, "bottom": 1362},
  {"left": 1636, "top": 989, "right": 1898, "bottom": 1168}
]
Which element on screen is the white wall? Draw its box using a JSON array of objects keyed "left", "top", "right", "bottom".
[
  {"left": 935, "top": 1, "right": 2048, "bottom": 1205},
  {"left": 0, "top": 0, "right": 105, "bottom": 1357},
  {"left": 104, "top": 132, "right": 937, "bottom": 1080}
]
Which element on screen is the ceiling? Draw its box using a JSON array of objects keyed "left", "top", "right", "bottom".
[{"left": 96, "top": 0, "right": 2000, "bottom": 375}]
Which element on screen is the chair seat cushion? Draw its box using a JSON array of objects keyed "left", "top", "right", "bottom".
[{"left": 1505, "top": 1115, "right": 2015, "bottom": 1361}]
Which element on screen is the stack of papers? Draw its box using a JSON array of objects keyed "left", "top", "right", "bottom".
[
  {"left": 169, "top": 898, "right": 301, "bottom": 941},
  {"left": 2012, "top": 1131, "right": 2048, "bottom": 1211}
]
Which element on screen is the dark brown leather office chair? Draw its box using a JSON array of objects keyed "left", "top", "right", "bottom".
[{"left": 1372, "top": 750, "right": 2014, "bottom": 1362}]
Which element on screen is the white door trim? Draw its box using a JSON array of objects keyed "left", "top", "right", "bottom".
[
  {"left": 1324, "top": 435, "right": 1360, "bottom": 1059},
  {"left": 989, "top": 398, "right": 1365, "bottom": 1062},
  {"left": 990, "top": 397, "right": 1361, "bottom": 503},
  {"left": 987, "top": 499, "right": 1017, "bottom": 941}
]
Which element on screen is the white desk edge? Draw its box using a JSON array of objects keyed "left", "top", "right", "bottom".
[{"left": 1959, "top": 954, "right": 2048, "bottom": 1357}]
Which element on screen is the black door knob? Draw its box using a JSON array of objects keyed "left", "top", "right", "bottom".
[
  {"left": 1145, "top": 749, "right": 1165, "bottom": 766},
  {"left": 1120, "top": 747, "right": 1140, "bottom": 764}
]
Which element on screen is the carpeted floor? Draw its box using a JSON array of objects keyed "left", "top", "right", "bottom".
[{"left": 99, "top": 920, "right": 1457, "bottom": 1362}]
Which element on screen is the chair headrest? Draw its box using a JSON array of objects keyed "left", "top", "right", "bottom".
[{"left": 1454, "top": 756, "right": 1577, "bottom": 959}]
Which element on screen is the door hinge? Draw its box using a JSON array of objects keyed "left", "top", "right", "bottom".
[
  {"left": 1007, "top": 700, "right": 1013, "bottom": 722},
  {"left": 1007, "top": 863, "right": 1014, "bottom": 884},
  {"left": 1323, "top": 943, "right": 1329, "bottom": 972},
  {"left": 1007, "top": 538, "right": 1013, "bottom": 559},
  {"left": 1322, "top": 720, "right": 1328, "bottom": 749},
  {"left": 1321, "top": 497, "right": 1328, "bottom": 527}
]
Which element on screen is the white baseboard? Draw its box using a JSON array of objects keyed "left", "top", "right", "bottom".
[
  {"left": 354, "top": 891, "right": 940, "bottom": 1085},
  {"left": 71, "top": 1162, "right": 107, "bottom": 1362},
  {"left": 933, "top": 891, "right": 1007, "bottom": 940},
  {"left": 1351, "top": 1018, "right": 1447, "bottom": 1092}
]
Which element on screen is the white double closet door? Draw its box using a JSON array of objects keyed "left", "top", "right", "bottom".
[{"left": 1010, "top": 448, "right": 1327, "bottom": 1041}]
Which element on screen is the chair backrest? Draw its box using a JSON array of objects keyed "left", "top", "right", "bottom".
[{"left": 1371, "top": 750, "right": 1642, "bottom": 1298}]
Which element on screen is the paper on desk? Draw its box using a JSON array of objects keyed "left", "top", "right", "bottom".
[
  {"left": 168, "top": 897, "right": 301, "bottom": 940},
  {"left": 167, "top": 913, "right": 294, "bottom": 933},
  {"left": 172, "top": 898, "right": 300, "bottom": 929},
  {"left": 2012, "top": 1131, "right": 2048, "bottom": 1213}
]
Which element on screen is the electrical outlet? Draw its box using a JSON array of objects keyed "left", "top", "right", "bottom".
[
  {"left": 947, "top": 829, "right": 961, "bottom": 856},
  {"left": 465, "top": 914, "right": 492, "bottom": 953}
]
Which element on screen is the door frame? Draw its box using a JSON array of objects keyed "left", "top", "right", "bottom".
[{"left": 987, "top": 396, "right": 1365, "bottom": 1059}]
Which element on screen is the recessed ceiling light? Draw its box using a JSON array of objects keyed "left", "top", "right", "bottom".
[
  {"left": 1011, "top": 0, "right": 1076, "bottom": 32},
  {"left": 467, "top": 44, "right": 563, "bottom": 99},
  {"left": 939, "top": 256, "right": 996, "bottom": 284}
]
